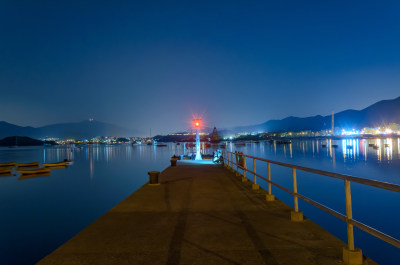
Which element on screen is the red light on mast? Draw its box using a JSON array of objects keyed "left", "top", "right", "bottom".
[{"left": 193, "top": 119, "right": 201, "bottom": 128}]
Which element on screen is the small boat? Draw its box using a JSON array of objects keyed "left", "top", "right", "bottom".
[
  {"left": 19, "top": 172, "right": 51, "bottom": 180},
  {"left": 205, "top": 143, "right": 211, "bottom": 148},
  {"left": 234, "top": 142, "right": 246, "bottom": 146},
  {"left": 156, "top": 144, "right": 167, "bottom": 147},
  {"left": 17, "top": 167, "right": 51, "bottom": 175},
  {"left": 17, "top": 162, "right": 40, "bottom": 167},
  {"left": 45, "top": 165, "right": 66, "bottom": 169},
  {"left": 322, "top": 144, "right": 327, "bottom": 147},
  {"left": 384, "top": 144, "right": 390, "bottom": 148},
  {"left": 43, "top": 161, "right": 69, "bottom": 167},
  {"left": 331, "top": 144, "right": 338, "bottom": 148},
  {"left": 276, "top": 140, "right": 291, "bottom": 144},
  {"left": 176, "top": 143, "right": 181, "bottom": 145},
  {"left": 0, "top": 167, "right": 12, "bottom": 174},
  {"left": 0, "top": 162, "right": 16, "bottom": 167},
  {"left": 368, "top": 143, "right": 375, "bottom": 147},
  {"left": 254, "top": 141, "right": 260, "bottom": 144}
]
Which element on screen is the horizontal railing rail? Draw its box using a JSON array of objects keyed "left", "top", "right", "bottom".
[{"left": 223, "top": 150, "right": 400, "bottom": 254}]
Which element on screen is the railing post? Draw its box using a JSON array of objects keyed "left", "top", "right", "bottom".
[
  {"left": 252, "top": 158, "right": 259, "bottom": 190},
  {"left": 266, "top": 162, "right": 275, "bottom": 201},
  {"left": 290, "top": 168, "right": 303, "bottom": 222},
  {"left": 342, "top": 179, "right": 363, "bottom": 264},
  {"left": 241, "top": 156, "right": 248, "bottom": 182},
  {"left": 235, "top": 152, "right": 241, "bottom": 176},
  {"left": 230, "top": 152, "right": 234, "bottom": 172}
]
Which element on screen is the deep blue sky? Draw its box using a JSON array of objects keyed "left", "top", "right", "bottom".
[{"left": 1, "top": 1, "right": 400, "bottom": 135}]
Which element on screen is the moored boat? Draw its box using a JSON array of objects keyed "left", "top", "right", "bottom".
[
  {"left": 17, "top": 162, "right": 40, "bottom": 167},
  {"left": 18, "top": 172, "right": 51, "bottom": 179},
  {"left": 0, "top": 167, "right": 12, "bottom": 174},
  {"left": 45, "top": 165, "right": 66, "bottom": 169},
  {"left": 43, "top": 162, "right": 69, "bottom": 167},
  {"left": 17, "top": 167, "right": 51, "bottom": 175},
  {"left": 276, "top": 140, "right": 291, "bottom": 144},
  {"left": 0, "top": 162, "right": 16, "bottom": 167}
]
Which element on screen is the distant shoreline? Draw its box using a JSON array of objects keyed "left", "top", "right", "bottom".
[{"left": 270, "top": 135, "right": 400, "bottom": 140}]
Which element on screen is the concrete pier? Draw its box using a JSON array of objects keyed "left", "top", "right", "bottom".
[{"left": 38, "top": 164, "right": 375, "bottom": 265}]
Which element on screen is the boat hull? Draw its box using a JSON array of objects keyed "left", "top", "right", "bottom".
[
  {"left": 17, "top": 162, "right": 40, "bottom": 167},
  {"left": 43, "top": 162, "right": 68, "bottom": 167},
  {"left": 18, "top": 168, "right": 51, "bottom": 175},
  {"left": 0, "top": 162, "right": 16, "bottom": 167}
]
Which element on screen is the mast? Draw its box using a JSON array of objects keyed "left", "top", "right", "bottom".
[{"left": 194, "top": 119, "right": 202, "bottom": 160}]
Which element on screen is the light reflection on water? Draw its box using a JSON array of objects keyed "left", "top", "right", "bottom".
[{"left": 0, "top": 139, "right": 399, "bottom": 265}]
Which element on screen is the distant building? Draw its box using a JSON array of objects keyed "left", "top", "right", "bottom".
[{"left": 210, "top": 127, "right": 220, "bottom": 143}]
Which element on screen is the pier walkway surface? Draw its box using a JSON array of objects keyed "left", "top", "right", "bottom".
[{"left": 38, "top": 164, "right": 375, "bottom": 265}]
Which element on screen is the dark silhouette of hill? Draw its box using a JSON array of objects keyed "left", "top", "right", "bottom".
[
  {"left": 0, "top": 136, "right": 55, "bottom": 146},
  {"left": 226, "top": 96, "right": 400, "bottom": 134},
  {"left": 0, "top": 120, "right": 139, "bottom": 139},
  {"left": 0, "top": 121, "right": 37, "bottom": 138}
]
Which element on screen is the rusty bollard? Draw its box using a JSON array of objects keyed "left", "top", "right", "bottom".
[
  {"left": 148, "top": 171, "right": 160, "bottom": 186},
  {"left": 170, "top": 157, "right": 179, "bottom": 167}
]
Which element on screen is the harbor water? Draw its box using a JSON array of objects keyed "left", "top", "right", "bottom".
[{"left": 0, "top": 139, "right": 399, "bottom": 264}]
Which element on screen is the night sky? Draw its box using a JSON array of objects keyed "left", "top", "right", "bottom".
[{"left": 1, "top": 1, "right": 400, "bottom": 135}]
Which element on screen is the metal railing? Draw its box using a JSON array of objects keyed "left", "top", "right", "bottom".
[{"left": 223, "top": 150, "right": 400, "bottom": 252}]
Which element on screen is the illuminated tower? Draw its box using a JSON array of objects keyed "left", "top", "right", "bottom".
[
  {"left": 332, "top": 112, "right": 334, "bottom": 135},
  {"left": 194, "top": 119, "right": 202, "bottom": 160}
]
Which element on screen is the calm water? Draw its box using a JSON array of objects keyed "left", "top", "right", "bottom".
[{"left": 0, "top": 139, "right": 399, "bottom": 264}]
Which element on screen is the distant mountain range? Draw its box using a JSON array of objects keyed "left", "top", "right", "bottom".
[
  {"left": 222, "top": 96, "right": 400, "bottom": 135},
  {"left": 1, "top": 97, "right": 399, "bottom": 139},
  {"left": 0, "top": 120, "right": 139, "bottom": 139}
]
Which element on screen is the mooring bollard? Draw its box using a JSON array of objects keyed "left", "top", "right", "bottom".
[
  {"left": 170, "top": 157, "right": 179, "bottom": 167},
  {"left": 148, "top": 171, "right": 160, "bottom": 186}
]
